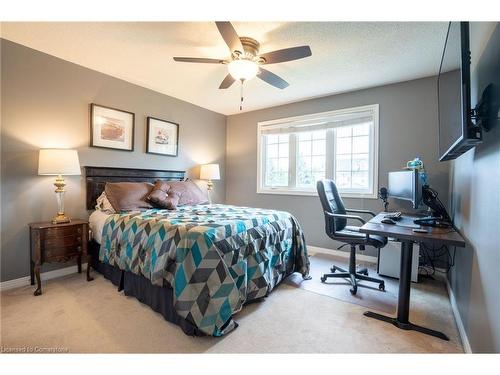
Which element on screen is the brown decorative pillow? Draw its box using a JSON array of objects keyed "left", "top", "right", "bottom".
[
  {"left": 157, "top": 179, "right": 208, "bottom": 206},
  {"left": 165, "top": 190, "right": 181, "bottom": 209},
  {"left": 104, "top": 182, "right": 154, "bottom": 212},
  {"left": 148, "top": 180, "right": 179, "bottom": 210}
]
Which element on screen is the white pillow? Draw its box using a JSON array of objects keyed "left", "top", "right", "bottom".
[{"left": 95, "top": 191, "right": 116, "bottom": 214}]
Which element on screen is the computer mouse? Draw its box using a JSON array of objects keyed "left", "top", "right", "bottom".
[{"left": 381, "top": 218, "right": 396, "bottom": 225}]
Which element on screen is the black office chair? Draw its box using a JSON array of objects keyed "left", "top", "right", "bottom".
[{"left": 317, "top": 179, "right": 387, "bottom": 295}]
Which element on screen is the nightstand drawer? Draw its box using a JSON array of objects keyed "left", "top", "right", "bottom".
[
  {"left": 44, "top": 226, "right": 82, "bottom": 239},
  {"left": 43, "top": 234, "right": 82, "bottom": 248},
  {"left": 44, "top": 245, "right": 82, "bottom": 260}
]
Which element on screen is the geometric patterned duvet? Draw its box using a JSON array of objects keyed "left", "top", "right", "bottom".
[{"left": 99, "top": 204, "right": 310, "bottom": 336}]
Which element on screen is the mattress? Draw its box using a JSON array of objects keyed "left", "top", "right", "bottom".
[{"left": 88, "top": 210, "right": 110, "bottom": 244}]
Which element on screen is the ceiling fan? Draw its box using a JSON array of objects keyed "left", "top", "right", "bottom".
[{"left": 173, "top": 22, "right": 312, "bottom": 109}]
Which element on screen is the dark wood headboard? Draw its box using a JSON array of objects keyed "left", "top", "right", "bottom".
[{"left": 84, "top": 166, "right": 185, "bottom": 210}]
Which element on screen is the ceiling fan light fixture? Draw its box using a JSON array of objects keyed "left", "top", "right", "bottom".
[{"left": 227, "top": 59, "right": 259, "bottom": 81}]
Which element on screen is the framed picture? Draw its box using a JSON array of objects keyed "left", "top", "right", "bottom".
[
  {"left": 90, "top": 103, "right": 135, "bottom": 151},
  {"left": 146, "top": 117, "right": 179, "bottom": 156}
]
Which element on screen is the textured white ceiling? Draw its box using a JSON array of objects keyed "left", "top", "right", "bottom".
[{"left": 2, "top": 22, "right": 448, "bottom": 115}]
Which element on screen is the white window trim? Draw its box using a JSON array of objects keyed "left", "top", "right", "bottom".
[{"left": 256, "top": 104, "right": 379, "bottom": 199}]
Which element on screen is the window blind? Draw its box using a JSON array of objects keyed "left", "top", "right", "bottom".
[{"left": 260, "top": 110, "right": 374, "bottom": 135}]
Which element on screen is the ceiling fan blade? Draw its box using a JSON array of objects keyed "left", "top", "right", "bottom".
[
  {"left": 257, "top": 68, "right": 289, "bottom": 89},
  {"left": 173, "top": 57, "right": 225, "bottom": 64},
  {"left": 219, "top": 74, "right": 236, "bottom": 89},
  {"left": 259, "top": 46, "right": 312, "bottom": 64},
  {"left": 215, "top": 21, "right": 244, "bottom": 53}
]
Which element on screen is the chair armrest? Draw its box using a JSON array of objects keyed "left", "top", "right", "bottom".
[
  {"left": 345, "top": 209, "right": 376, "bottom": 217},
  {"left": 324, "top": 211, "right": 366, "bottom": 225}
]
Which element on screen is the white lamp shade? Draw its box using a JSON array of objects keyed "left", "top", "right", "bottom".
[
  {"left": 200, "top": 164, "right": 220, "bottom": 180},
  {"left": 227, "top": 59, "right": 259, "bottom": 81},
  {"left": 38, "top": 149, "right": 81, "bottom": 175}
]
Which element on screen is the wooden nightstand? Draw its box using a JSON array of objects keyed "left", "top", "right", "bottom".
[{"left": 29, "top": 220, "right": 93, "bottom": 296}]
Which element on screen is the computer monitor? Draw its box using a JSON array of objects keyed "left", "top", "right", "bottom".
[{"left": 387, "top": 170, "right": 422, "bottom": 209}]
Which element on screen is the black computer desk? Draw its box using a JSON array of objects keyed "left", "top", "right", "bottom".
[{"left": 359, "top": 213, "right": 466, "bottom": 341}]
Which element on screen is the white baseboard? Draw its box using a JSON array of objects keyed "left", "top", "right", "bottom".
[
  {"left": 446, "top": 278, "right": 472, "bottom": 353},
  {"left": 0, "top": 263, "right": 88, "bottom": 292},
  {"left": 308, "top": 245, "right": 378, "bottom": 264}
]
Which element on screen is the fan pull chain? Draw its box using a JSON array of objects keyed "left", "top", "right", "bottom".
[{"left": 240, "top": 79, "right": 244, "bottom": 111}]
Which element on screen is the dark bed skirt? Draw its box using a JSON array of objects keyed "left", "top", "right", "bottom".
[{"left": 89, "top": 241, "right": 204, "bottom": 336}]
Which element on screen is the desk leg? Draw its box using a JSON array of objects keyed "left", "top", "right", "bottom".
[
  {"left": 397, "top": 241, "right": 412, "bottom": 324},
  {"left": 364, "top": 240, "right": 449, "bottom": 341}
]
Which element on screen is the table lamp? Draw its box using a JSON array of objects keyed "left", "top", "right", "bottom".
[
  {"left": 200, "top": 163, "right": 220, "bottom": 204},
  {"left": 38, "top": 149, "right": 81, "bottom": 224}
]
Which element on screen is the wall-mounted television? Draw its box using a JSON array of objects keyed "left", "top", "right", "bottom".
[{"left": 438, "top": 22, "right": 482, "bottom": 161}]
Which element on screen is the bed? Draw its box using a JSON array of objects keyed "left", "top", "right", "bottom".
[{"left": 85, "top": 166, "right": 310, "bottom": 337}]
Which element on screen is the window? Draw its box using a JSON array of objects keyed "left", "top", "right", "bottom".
[
  {"left": 257, "top": 104, "right": 379, "bottom": 198},
  {"left": 297, "top": 130, "right": 326, "bottom": 188},
  {"left": 264, "top": 134, "right": 289, "bottom": 187},
  {"left": 334, "top": 123, "right": 371, "bottom": 191}
]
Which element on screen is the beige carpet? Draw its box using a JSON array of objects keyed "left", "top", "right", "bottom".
[
  {"left": 0, "top": 254, "right": 463, "bottom": 353},
  {"left": 286, "top": 253, "right": 398, "bottom": 314}
]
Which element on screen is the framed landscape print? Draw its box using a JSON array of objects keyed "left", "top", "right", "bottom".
[
  {"left": 90, "top": 103, "right": 135, "bottom": 151},
  {"left": 146, "top": 117, "right": 179, "bottom": 156}
]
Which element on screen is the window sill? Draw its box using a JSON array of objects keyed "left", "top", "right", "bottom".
[{"left": 257, "top": 188, "right": 378, "bottom": 199}]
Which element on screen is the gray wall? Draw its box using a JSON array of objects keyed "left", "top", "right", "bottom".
[
  {"left": 226, "top": 76, "right": 449, "bottom": 255},
  {"left": 448, "top": 23, "right": 500, "bottom": 353},
  {"left": 0, "top": 39, "right": 226, "bottom": 282}
]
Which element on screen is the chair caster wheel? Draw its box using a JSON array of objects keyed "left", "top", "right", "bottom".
[
  {"left": 330, "top": 267, "right": 336, "bottom": 273},
  {"left": 320, "top": 276, "right": 327, "bottom": 283},
  {"left": 379, "top": 283, "right": 385, "bottom": 291},
  {"left": 350, "top": 286, "right": 357, "bottom": 295}
]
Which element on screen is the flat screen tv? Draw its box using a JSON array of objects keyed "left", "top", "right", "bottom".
[{"left": 438, "top": 22, "right": 482, "bottom": 161}]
